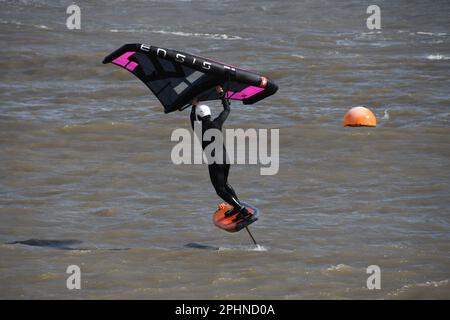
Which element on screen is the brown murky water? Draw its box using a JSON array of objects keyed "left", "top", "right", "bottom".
[{"left": 0, "top": 0, "right": 449, "bottom": 299}]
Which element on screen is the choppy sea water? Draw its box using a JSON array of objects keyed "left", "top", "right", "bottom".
[{"left": 0, "top": 0, "right": 449, "bottom": 299}]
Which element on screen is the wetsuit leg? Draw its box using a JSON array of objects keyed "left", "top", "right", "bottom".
[
  {"left": 225, "top": 184, "right": 239, "bottom": 202},
  {"left": 208, "top": 163, "right": 241, "bottom": 208},
  {"left": 222, "top": 162, "right": 240, "bottom": 201}
]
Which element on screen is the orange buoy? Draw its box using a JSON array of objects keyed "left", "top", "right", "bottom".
[{"left": 342, "top": 106, "right": 377, "bottom": 127}]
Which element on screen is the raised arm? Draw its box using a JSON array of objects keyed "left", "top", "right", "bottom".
[
  {"left": 190, "top": 97, "right": 198, "bottom": 130},
  {"left": 214, "top": 86, "right": 230, "bottom": 127}
]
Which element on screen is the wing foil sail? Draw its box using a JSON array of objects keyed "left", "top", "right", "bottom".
[{"left": 103, "top": 43, "right": 278, "bottom": 113}]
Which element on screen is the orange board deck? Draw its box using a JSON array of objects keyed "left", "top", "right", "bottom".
[{"left": 213, "top": 202, "right": 260, "bottom": 233}]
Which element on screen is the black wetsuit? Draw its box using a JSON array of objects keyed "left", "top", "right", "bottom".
[{"left": 190, "top": 97, "right": 243, "bottom": 210}]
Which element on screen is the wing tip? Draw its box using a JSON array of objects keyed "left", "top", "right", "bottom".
[{"left": 102, "top": 43, "right": 139, "bottom": 65}]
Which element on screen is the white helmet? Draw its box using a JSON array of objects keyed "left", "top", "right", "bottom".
[{"left": 196, "top": 104, "right": 211, "bottom": 119}]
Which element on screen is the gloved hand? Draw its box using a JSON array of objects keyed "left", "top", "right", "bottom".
[{"left": 216, "top": 85, "right": 224, "bottom": 98}]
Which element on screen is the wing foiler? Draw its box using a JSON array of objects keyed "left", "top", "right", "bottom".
[{"left": 103, "top": 43, "right": 278, "bottom": 113}]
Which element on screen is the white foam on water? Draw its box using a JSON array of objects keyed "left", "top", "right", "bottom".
[
  {"left": 291, "top": 54, "right": 305, "bottom": 59},
  {"left": 152, "top": 30, "right": 246, "bottom": 41},
  {"left": 108, "top": 28, "right": 246, "bottom": 40},
  {"left": 417, "top": 31, "right": 447, "bottom": 36},
  {"left": 0, "top": 19, "right": 23, "bottom": 26},
  {"left": 0, "top": 19, "right": 51, "bottom": 30},
  {"left": 388, "top": 279, "right": 450, "bottom": 297},
  {"left": 34, "top": 24, "right": 49, "bottom": 29},
  {"left": 326, "top": 264, "right": 354, "bottom": 272},
  {"left": 361, "top": 31, "right": 383, "bottom": 35},
  {"left": 417, "top": 31, "right": 435, "bottom": 36},
  {"left": 218, "top": 244, "right": 268, "bottom": 252},
  {"left": 253, "top": 244, "right": 268, "bottom": 252},
  {"left": 212, "top": 277, "right": 246, "bottom": 284},
  {"left": 427, "top": 54, "right": 450, "bottom": 60}
]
